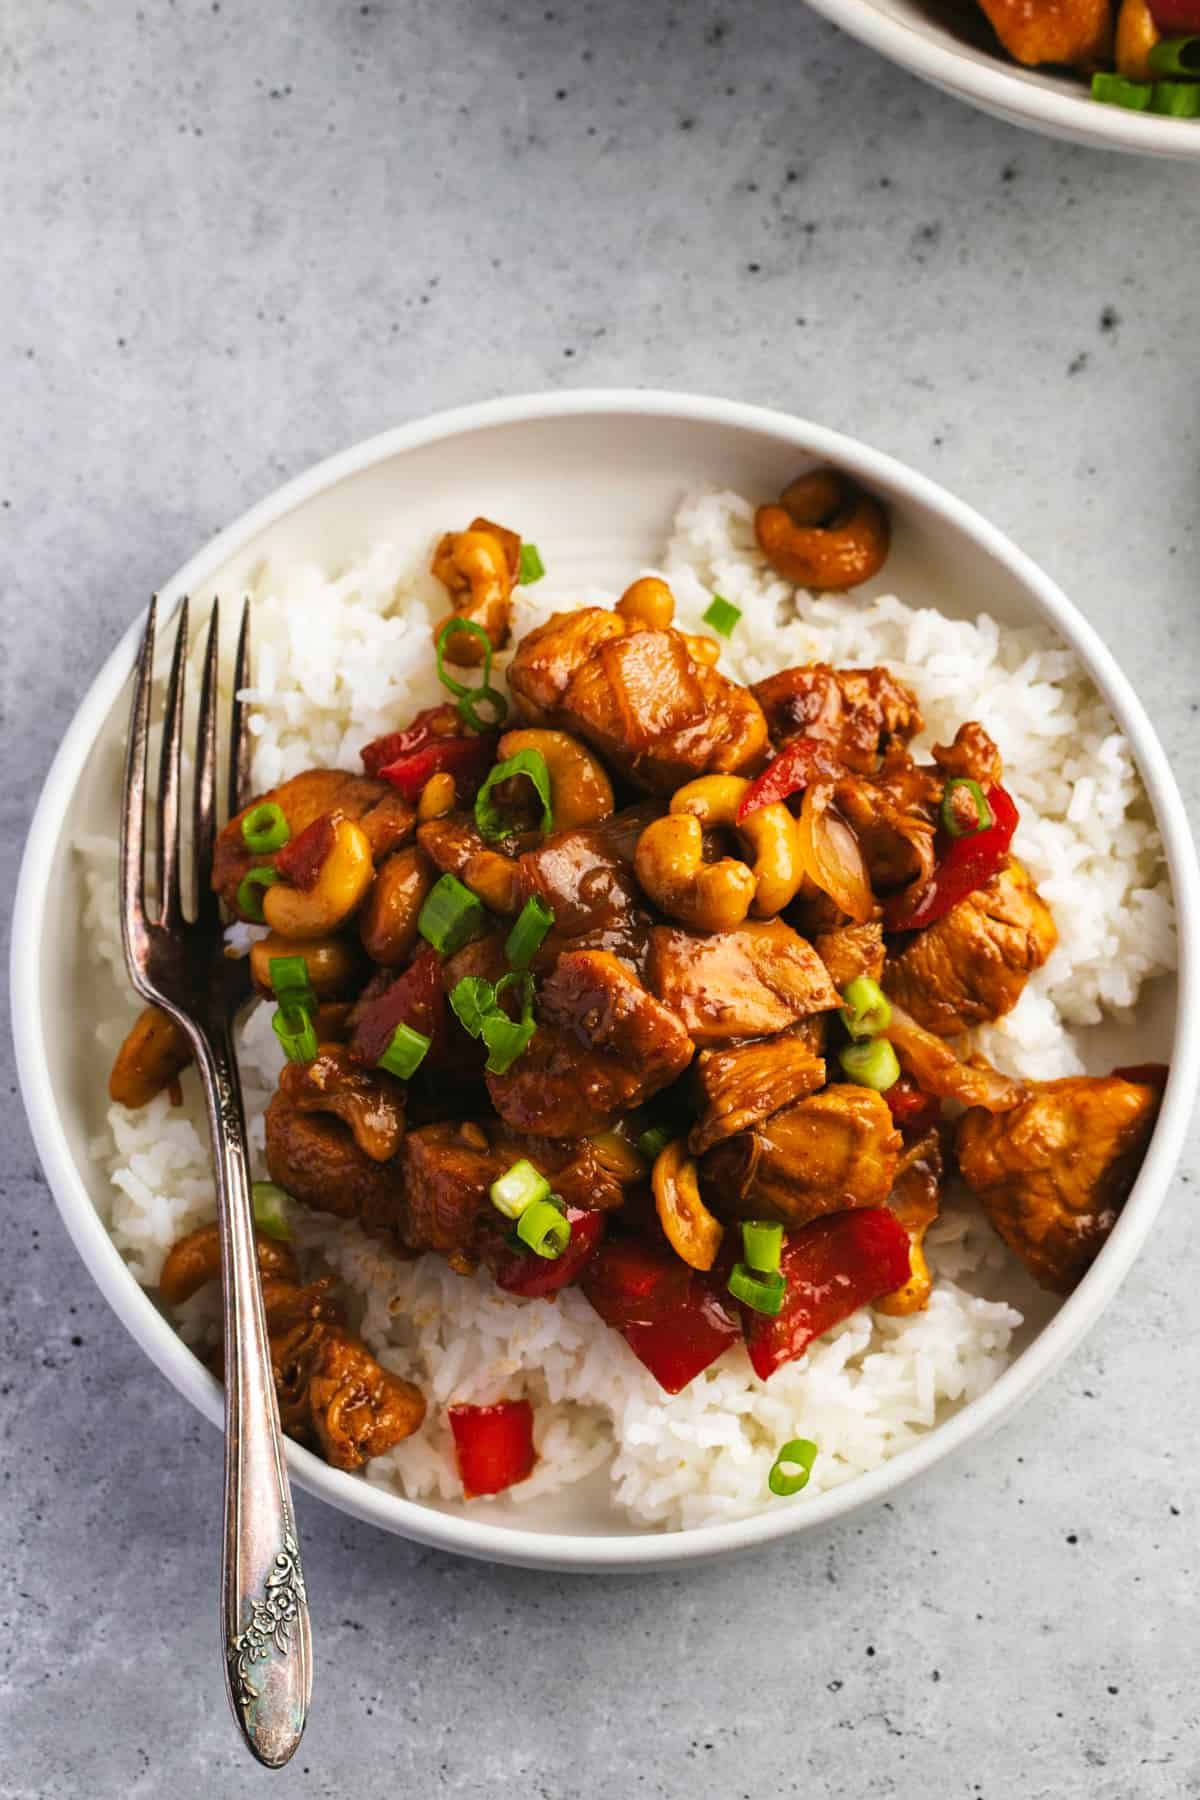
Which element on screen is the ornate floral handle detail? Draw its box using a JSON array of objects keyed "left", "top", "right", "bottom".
[{"left": 196, "top": 1022, "right": 313, "bottom": 1768}]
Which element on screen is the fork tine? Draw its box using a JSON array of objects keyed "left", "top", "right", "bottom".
[
  {"left": 228, "top": 598, "right": 252, "bottom": 820},
  {"left": 193, "top": 599, "right": 220, "bottom": 926},
  {"left": 119, "top": 597, "right": 157, "bottom": 959},
  {"left": 156, "top": 597, "right": 189, "bottom": 927}
]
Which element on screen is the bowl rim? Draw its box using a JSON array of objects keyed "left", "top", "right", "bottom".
[
  {"left": 801, "top": 0, "right": 1200, "bottom": 159},
  {"left": 12, "top": 386, "right": 1200, "bottom": 1571}
]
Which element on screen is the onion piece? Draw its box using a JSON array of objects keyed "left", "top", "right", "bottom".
[
  {"left": 885, "top": 1001, "right": 1025, "bottom": 1113},
  {"left": 797, "top": 784, "right": 875, "bottom": 924}
]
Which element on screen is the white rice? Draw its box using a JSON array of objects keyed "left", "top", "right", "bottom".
[{"left": 80, "top": 489, "right": 1176, "bottom": 1530}]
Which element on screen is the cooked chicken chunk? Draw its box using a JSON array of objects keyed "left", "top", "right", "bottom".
[
  {"left": 752, "top": 663, "right": 922, "bottom": 773},
  {"left": 647, "top": 920, "right": 840, "bottom": 1046},
  {"left": 507, "top": 606, "right": 768, "bottom": 792},
  {"left": 956, "top": 1073, "right": 1161, "bottom": 1293},
  {"left": 813, "top": 920, "right": 885, "bottom": 992},
  {"left": 519, "top": 824, "right": 653, "bottom": 971},
  {"left": 835, "top": 748, "right": 941, "bottom": 895},
  {"left": 277, "top": 1046, "right": 407, "bottom": 1163},
  {"left": 487, "top": 949, "right": 694, "bottom": 1136},
  {"left": 213, "top": 767, "right": 415, "bottom": 913},
  {"left": 700, "top": 1084, "right": 903, "bottom": 1228},
  {"left": 158, "top": 1222, "right": 299, "bottom": 1308},
  {"left": 269, "top": 1293, "right": 426, "bottom": 1469},
  {"left": 884, "top": 859, "right": 1057, "bottom": 1037},
  {"left": 265, "top": 1087, "right": 404, "bottom": 1236},
  {"left": 688, "top": 1029, "right": 827, "bottom": 1155},
  {"left": 931, "top": 721, "right": 1002, "bottom": 789},
  {"left": 976, "top": 0, "right": 1111, "bottom": 67}
]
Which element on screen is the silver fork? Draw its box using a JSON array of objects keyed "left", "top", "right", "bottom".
[{"left": 119, "top": 595, "right": 313, "bottom": 1768}]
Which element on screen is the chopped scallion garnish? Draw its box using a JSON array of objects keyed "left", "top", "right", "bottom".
[
  {"left": 449, "top": 974, "right": 497, "bottom": 1038},
  {"left": 1151, "top": 77, "right": 1200, "bottom": 114},
  {"left": 702, "top": 594, "right": 741, "bottom": 637},
  {"left": 251, "top": 1180, "right": 292, "bottom": 1241},
  {"left": 377, "top": 1021, "right": 431, "bottom": 1080},
  {"left": 505, "top": 896, "right": 555, "bottom": 969},
  {"left": 728, "top": 1262, "right": 787, "bottom": 1316},
  {"left": 481, "top": 971, "right": 536, "bottom": 1074},
  {"left": 269, "top": 954, "right": 315, "bottom": 1010},
  {"left": 272, "top": 1002, "right": 318, "bottom": 1064},
  {"left": 839, "top": 976, "right": 892, "bottom": 1041},
  {"left": 240, "top": 801, "right": 291, "bottom": 854},
  {"left": 434, "top": 617, "right": 509, "bottom": 734},
  {"left": 940, "top": 777, "right": 993, "bottom": 840},
  {"left": 418, "top": 873, "right": 486, "bottom": 955},
  {"left": 518, "top": 542, "right": 546, "bottom": 585},
  {"left": 236, "top": 865, "right": 280, "bottom": 921},
  {"left": 839, "top": 1037, "right": 901, "bottom": 1092},
  {"left": 515, "top": 1195, "right": 570, "bottom": 1259},
  {"left": 768, "top": 1438, "right": 818, "bottom": 1497},
  {"left": 742, "top": 1220, "right": 783, "bottom": 1275},
  {"left": 475, "top": 747, "right": 554, "bottom": 843},
  {"left": 1147, "top": 35, "right": 1200, "bottom": 75},
  {"left": 490, "top": 1158, "right": 551, "bottom": 1220},
  {"left": 637, "top": 1124, "right": 674, "bottom": 1163},
  {"left": 1090, "top": 71, "right": 1152, "bottom": 109}
]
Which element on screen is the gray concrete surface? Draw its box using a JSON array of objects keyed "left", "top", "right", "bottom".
[{"left": 3, "top": 2, "right": 1200, "bottom": 1795}]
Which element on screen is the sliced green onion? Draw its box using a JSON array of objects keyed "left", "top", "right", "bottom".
[
  {"left": 481, "top": 971, "right": 536, "bottom": 1074},
  {"left": 236, "top": 865, "right": 280, "bottom": 921},
  {"left": 839, "top": 1037, "right": 901, "bottom": 1092},
  {"left": 251, "top": 1179, "right": 292, "bottom": 1241},
  {"left": 272, "top": 1002, "right": 318, "bottom": 1064},
  {"left": 1147, "top": 35, "right": 1200, "bottom": 75},
  {"left": 1151, "top": 77, "right": 1200, "bottom": 114},
  {"left": 742, "top": 1220, "right": 783, "bottom": 1275},
  {"left": 449, "top": 974, "right": 496, "bottom": 1037},
  {"left": 490, "top": 1158, "right": 551, "bottom": 1220},
  {"left": 768, "top": 1438, "right": 818, "bottom": 1497},
  {"left": 518, "top": 542, "right": 546, "bottom": 585},
  {"left": 637, "top": 1124, "right": 674, "bottom": 1163},
  {"left": 728, "top": 1262, "right": 787, "bottom": 1316},
  {"left": 702, "top": 594, "right": 741, "bottom": 637},
  {"left": 269, "top": 954, "right": 315, "bottom": 1009},
  {"left": 240, "top": 801, "right": 291, "bottom": 854},
  {"left": 940, "top": 777, "right": 993, "bottom": 840},
  {"left": 839, "top": 975, "right": 893, "bottom": 1040},
  {"left": 435, "top": 617, "right": 509, "bottom": 733},
  {"left": 475, "top": 748, "right": 554, "bottom": 843},
  {"left": 418, "top": 873, "right": 486, "bottom": 954},
  {"left": 505, "top": 896, "right": 555, "bottom": 969},
  {"left": 515, "top": 1195, "right": 571, "bottom": 1259},
  {"left": 377, "top": 1021, "right": 431, "bottom": 1080},
  {"left": 1090, "top": 71, "right": 1152, "bottom": 109}
]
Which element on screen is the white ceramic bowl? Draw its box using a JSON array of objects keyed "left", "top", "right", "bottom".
[
  {"left": 803, "top": 0, "right": 1200, "bottom": 158},
  {"left": 12, "top": 390, "right": 1199, "bottom": 1571}
]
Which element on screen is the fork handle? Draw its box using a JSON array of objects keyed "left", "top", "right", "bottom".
[{"left": 195, "top": 1020, "right": 313, "bottom": 1768}]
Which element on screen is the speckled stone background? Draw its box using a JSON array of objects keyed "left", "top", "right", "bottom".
[{"left": 3, "top": 2, "right": 1200, "bottom": 1795}]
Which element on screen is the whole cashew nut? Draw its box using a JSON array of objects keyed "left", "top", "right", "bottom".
[
  {"left": 358, "top": 846, "right": 436, "bottom": 967},
  {"left": 634, "top": 813, "right": 756, "bottom": 932},
  {"left": 431, "top": 516, "right": 520, "bottom": 667},
  {"left": 670, "top": 774, "right": 805, "bottom": 918},
  {"left": 159, "top": 1222, "right": 298, "bottom": 1308},
  {"left": 616, "top": 575, "right": 675, "bottom": 629},
  {"left": 108, "top": 1004, "right": 193, "bottom": 1109},
  {"left": 263, "top": 817, "right": 374, "bottom": 938},
  {"left": 652, "top": 1137, "right": 724, "bottom": 1271},
  {"left": 250, "top": 930, "right": 361, "bottom": 998},
  {"left": 755, "top": 468, "right": 890, "bottom": 592},
  {"left": 497, "top": 726, "right": 615, "bottom": 830}
]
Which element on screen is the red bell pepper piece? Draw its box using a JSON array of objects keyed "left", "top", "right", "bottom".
[
  {"left": 1147, "top": 0, "right": 1200, "bottom": 30},
  {"left": 378, "top": 733, "right": 497, "bottom": 802},
  {"left": 742, "top": 1209, "right": 912, "bottom": 1380},
  {"left": 491, "top": 1206, "right": 607, "bottom": 1299},
  {"left": 736, "top": 736, "right": 844, "bottom": 823},
  {"left": 448, "top": 1400, "right": 536, "bottom": 1498},
  {"left": 274, "top": 814, "right": 335, "bottom": 890},
  {"left": 883, "top": 782, "right": 1019, "bottom": 932},
  {"left": 349, "top": 945, "right": 448, "bottom": 1068},
  {"left": 581, "top": 1236, "right": 740, "bottom": 1394},
  {"left": 360, "top": 704, "right": 461, "bottom": 776},
  {"left": 885, "top": 1073, "right": 942, "bottom": 1137}
]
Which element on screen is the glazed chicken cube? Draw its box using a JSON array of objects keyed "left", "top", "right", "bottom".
[
  {"left": 931, "top": 721, "right": 1003, "bottom": 789},
  {"left": 486, "top": 949, "right": 695, "bottom": 1136},
  {"left": 700, "top": 1083, "right": 903, "bottom": 1228},
  {"left": 270, "top": 1304, "right": 426, "bottom": 1470},
  {"left": 647, "top": 919, "right": 840, "bottom": 1046},
  {"left": 884, "top": 858, "right": 1057, "bottom": 1037},
  {"left": 975, "top": 0, "right": 1111, "bottom": 66},
  {"left": 518, "top": 823, "right": 653, "bottom": 970},
  {"left": 688, "top": 1028, "right": 827, "bottom": 1155},
  {"left": 507, "top": 607, "right": 768, "bottom": 792},
  {"left": 399, "top": 1120, "right": 510, "bottom": 1262},
  {"left": 813, "top": 920, "right": 885, "bottom": 992},
  {"left": 752, "top": 663, "right": 923, "bottom": 773},
  {"left": 265, "top": 1087, "right": 405, "bottom": 1235},
  {"left": 956, "top": 1073, "right": 1161, "bottom": 1293}
]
